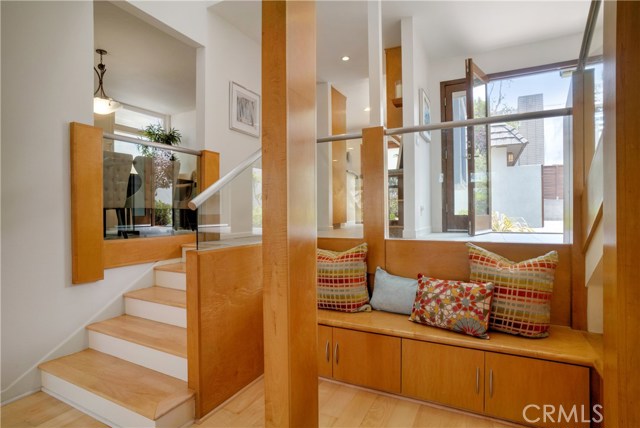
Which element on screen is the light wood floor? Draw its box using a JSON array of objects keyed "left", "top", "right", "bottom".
[{"left": 1, "top": 379, "right": 522, "bottom": 428}]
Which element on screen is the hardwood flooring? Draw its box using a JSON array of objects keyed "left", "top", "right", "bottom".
[{"left": 2, "top": 379, "right": 522, "bottom": 427}]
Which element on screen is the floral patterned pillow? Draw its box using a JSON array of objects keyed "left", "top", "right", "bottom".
[{"left": 409, "top": 275, "right": 495, "bottom": 339}]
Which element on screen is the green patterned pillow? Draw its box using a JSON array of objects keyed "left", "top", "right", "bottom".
[
  {"left": 409, "top": 276, "right": 495, "bottom": 339},
  {"left": 467, "top": 243, "right": 558, "bottom": 338},
  {"left": 317, "top": 244, "right": 371, "bottom": 313}
]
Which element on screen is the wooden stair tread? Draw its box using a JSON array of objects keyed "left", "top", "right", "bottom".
[
  {"left": 124, "top": 287, "right": 186, "bottom": 308},
  {"left": 87, "top": 315, "right": 186, "bottom": 358},
  {"left": 154, "top": 262, "right": 186, "bottom": 273},
  {"left": 39, "top": 349, "right": 193, "bottom": 420}
]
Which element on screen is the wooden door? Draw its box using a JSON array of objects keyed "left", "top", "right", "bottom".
[
  {"left": 441, "top": 79, "right": 470, "bottom": 232},
  {"left": 317, "top": 325, "right": 333, "bottom": 378},
  {"left": 332, "top": 328, "right": 401, "bottom": 393},
  {"left": 402, "top": 340, "right": 484, "bottom": 413},
  {"left": 465, "top": 58, "right": 492, "bottom": 235},
  {"left": 485, "top": 353, "right": 590, "bottom": 427}
]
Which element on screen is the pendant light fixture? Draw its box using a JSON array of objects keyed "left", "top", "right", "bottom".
[{"left": 93, "top": 49, "right": 122, "bottom": 115}]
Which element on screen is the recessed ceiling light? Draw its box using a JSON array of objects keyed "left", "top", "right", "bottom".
[
  {"left": 341, "top": 56, "right": 350, "bottom": 62},
  {"left": 364, "top": 107, "right": 371, "bottom": 112}
]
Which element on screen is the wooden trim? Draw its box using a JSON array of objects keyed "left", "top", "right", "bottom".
[
  {"left": 583, "top": 204, "right": 603, "bottom": 253},
  {"left": 199, "top": 150, "right": 220, "bottom": 189},
  {"left": 262, "top": 2, "right": 318, "bottom": 426},
  {"left": 384, "top": 47, "right": 402, "bottom": 129},
  {"left": 103, "top": 234, "right": 194, "bottom": 269},
  {"left": 487, "top": 59, "right": 579, "bottom": 81},
  {"left": 571, "top": 71, "right": 588, "bottom": 331},
  {"left": 362, "top": 126, "right": 387, "bottom": 273},
  {"left": 187, "top": 245, "right": 263, "bottom": 418},
  {"left": 603, "top": 2, "right": 640, "bottom": 425},
  {"left": 70, "top": 122, "right": 104, "bottom": 284}
]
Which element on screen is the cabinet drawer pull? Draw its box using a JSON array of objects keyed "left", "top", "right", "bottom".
[
  {"left": 325, "top": 340, "right": 330, "bottom": 362},
  {"left": 334, "top": 343, "right": 339, "bottom": 365},
  {"left": 489, "top": 369, "right": 494, "bottom": 398},
  {"left": 476, "top": 367, "right": 480, "bottom": 394}
]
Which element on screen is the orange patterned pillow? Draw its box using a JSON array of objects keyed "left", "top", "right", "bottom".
[
  {"left": 467, "top": 243, "right": 558, "bottom": 338},
  {"left": 317, "top": 244, "right": 371, "bottom": 313}
]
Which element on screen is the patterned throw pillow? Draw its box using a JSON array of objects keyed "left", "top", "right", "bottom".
[
  {"left": 409, "top": 276, "right": 495, "bottom": 339},
  {"left": 467, "top": 243, "right": 559, "bottom": 338},
  {"left": 317, "top": 243, "right": 371, "bottom": 313}
]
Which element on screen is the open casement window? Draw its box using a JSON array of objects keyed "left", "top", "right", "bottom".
[
  {"left": 466, "top": 58, "right": 491, "bottom": 235},
  {"left": 441, "top": 59, "right": 491, "bottom": 235}
]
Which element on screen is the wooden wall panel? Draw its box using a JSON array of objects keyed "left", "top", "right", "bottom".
[
  {"left": 317, "top": 238, "right": 364, "bottom": 253},
  {"left": 331, "top": 86, "right": 347, "bottom": 226},
  {"left": 199, "top": 150, "right": 220, "bottom": 190},
  {"left": 186, "top": 244, "right": 263, "bottom": 419},
  {"left": 262, "top": 2, "right": 319, "bottom": 427},
  {"left": 103, "top": 234, "right": 195, "bottom": 269},
  {"left": 603, "top": 2, "right": 640, "bottom": 425},
  {"left": 385, "top": 240, "right": 572, "bottom": 327},
  {"left": 385, "top": 47, "right": 402, "bottom": 129},
  {"left": 362, "top": 127, "right": 387, "bottom": 273},
  {"left": 70, "top": 122, "right": 104, "bottom": 284},
  {"left": 571, "top": 71, "right": 588, "bottom": 331}
]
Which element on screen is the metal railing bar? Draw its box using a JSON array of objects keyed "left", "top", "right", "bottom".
[
  {"left": 386, "top": 107, "right": 573, "bottom": 137},
  {"left": 317, "top": 132, "right": 363, "bottom": 143},
  {"left": 103, "top": 132, "right": 202, "bottom": 156},
  {"left": 188, "top": 148, "right": 262, "bottom": 210},
  {"left": 577, "top": 0, "right": 602, "bottom": 72}
]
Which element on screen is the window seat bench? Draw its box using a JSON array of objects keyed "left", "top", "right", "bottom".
[{"left": 318, "top": 309, "right": 603, "bottom": 427}]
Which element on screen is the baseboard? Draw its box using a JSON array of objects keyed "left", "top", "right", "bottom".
[{"left": 1, "top": 263, "right": 156, "bottom": 404}]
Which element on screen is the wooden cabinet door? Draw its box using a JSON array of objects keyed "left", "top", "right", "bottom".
[
  {"left": 402, "top": 339, "right": 484, "bottom": 413},
  {"left": 332, "top": 328, "right": 401, "bottom": 393},
  {"left": 318, "top": 325, "right": 333, "bottom": 378},
  {"left": 485, "top": 353, "right": 590, "bottom": 428}
]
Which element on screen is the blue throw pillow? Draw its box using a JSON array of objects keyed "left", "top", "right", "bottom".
[{"left": 370, "top": 267, "right": 418, "bottom": 315}]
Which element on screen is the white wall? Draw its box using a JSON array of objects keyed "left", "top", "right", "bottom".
[
  {"left": 204, "top": 11, "right": 261, "bottom": 175},
  {"left": 586, "top": 222, "right": 604, "bottom": 333},
  {"left": 491, "top": 148, "right": 543, "bottom": 227},
  {"left": 0, "top": 1, "right": 151, "bottom": 401},
  {"left": 401, "top": 17, "right": 432, "bottom": 238},
  {"left": 427, "top": 33, "right": 583, "bottom": 232}
]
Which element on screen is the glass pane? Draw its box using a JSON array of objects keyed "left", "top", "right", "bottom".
[
  {"left": 316, "top": 140, "right": 363, "bottom": 239},
  {"left": 452, "top": 91, "right": 468, "bottom": 216},
  {"left": 472, "top": 124, "right": 489, "bottom": 217},
  {"left": 197, "top": 156, "right": 262, "bottom": 249},
  {"left": 103, "top": 139, "right": 199, "bottom": 239}
]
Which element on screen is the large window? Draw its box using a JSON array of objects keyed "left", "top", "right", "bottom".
[{"left": 441, "top": 61, "right": 575, "bottom": 236}]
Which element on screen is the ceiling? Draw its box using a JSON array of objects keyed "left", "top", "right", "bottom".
[
  {"left": 212, "top": 0, "right": 591, "bottom": 133},
  {"left": 94, "top": 1, "right": 197, "bottom": 115},
  {"left": 100, "top": 1, "right": 592, "bottom": 129}
]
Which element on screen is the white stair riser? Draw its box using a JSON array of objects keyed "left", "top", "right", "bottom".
[
  {"left": 41, "top": 372, "right": 193, "bottom": 428},
  {"left": 155, "top": 270, "right": 186, "bottom": 290},
  {"left": 88, "top": 332, "right": 187, "bottom": 381},
  {"left": 125, "top": 298, "right": 186, "bottom": 328}
]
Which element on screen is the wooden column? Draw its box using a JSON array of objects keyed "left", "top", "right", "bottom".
[
  {"left": 603, "top": 1, "right": 640, "bottom": 426},
  {"left": 70, "top": 122, "right": 104, "bottom": 284},
  {"left": 199, "top": 150, "right": 220, "bottom": 189},
  {"left": 362, "top": 126, "right": 387, "bottom": 273},
  {"left": 262, "top": 2, "right": 318, "bottom": 427}
]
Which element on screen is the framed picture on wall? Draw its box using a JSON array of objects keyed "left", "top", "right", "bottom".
[
  {"left": 229, "top": 81, "right": 260, "bottom": 138},
  {"left": 419, "top": 88, "right": 431, "bottom": 142}
]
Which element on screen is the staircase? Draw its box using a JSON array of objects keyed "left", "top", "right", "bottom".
[{"left": 39, "top": 261, "right": 193, "bottom": 428}]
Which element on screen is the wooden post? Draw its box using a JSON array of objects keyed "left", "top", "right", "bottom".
[
  {"left": 603, "top": 1, "right": 640, "bottom": 426},
  {"left": 70, "top": 122, "right": 104, "bottom": 284},
  {"left": 199, "top": 150, "right": 220, "bottom": 189},
  {"left": 362, "top": 126, "right": 388, "bottom": 273},
  {"left": 262, "top": 1, "right": 318, "bottom": 427}
]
